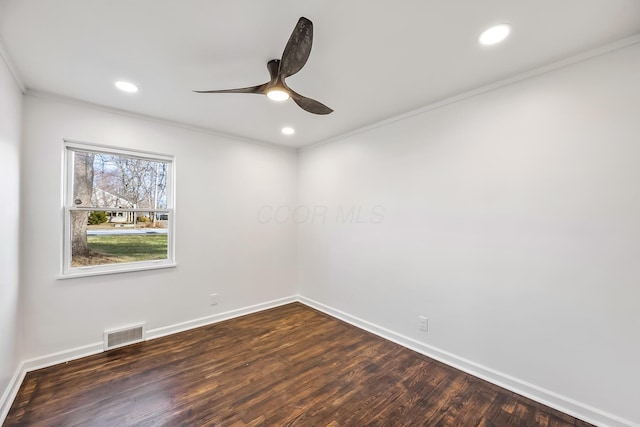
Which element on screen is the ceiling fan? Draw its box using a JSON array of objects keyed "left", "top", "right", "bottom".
[{"left": 194, "top": 17, "right": 333, "bottom": 115}]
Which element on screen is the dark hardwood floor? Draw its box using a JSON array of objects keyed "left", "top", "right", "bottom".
[{"left": 5, "top": 303, "right": 592, "bottom": 426}]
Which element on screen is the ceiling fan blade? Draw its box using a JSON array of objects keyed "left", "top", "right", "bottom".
[
  {"left": 288, "top": 88, "right": 333, "bottom": 115},
  {"left": 193, "top": 83, "right": 268, "bottom": 94},
  {"left": 279, "top": 17, "right": 313, "bottom": 78}
]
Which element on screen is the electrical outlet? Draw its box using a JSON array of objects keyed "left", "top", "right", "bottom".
[
  {"left": 419, "top": 315, "right": 428, "bottom": 332},
  {"left": 210, "top": 293, "right": 218, "bottom": 306}
]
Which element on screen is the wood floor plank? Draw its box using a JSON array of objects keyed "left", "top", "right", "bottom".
[{"left": 4, "top": 303, "right": 593, "bottom": 426}]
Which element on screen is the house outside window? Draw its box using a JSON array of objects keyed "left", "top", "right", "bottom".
[{"left": 62, "top": 140, "right": 175, "bottom": 277}]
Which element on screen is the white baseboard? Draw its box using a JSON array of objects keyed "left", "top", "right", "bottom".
[
  {"left": 146, "top": 295, "right": 298, "bottom": 340},
  {"left": 21, "top": 342, "right": 104, "bottom": 373},
  {"left": 0, "top": 342, "right": 104, "bottom": 423},
  {"left": 0, "top": 364, "right": 26, "bottom": 423},
  {"left": 2, "top": 295, "right": 636, "bottom": 427},
  {"left": 0, "top": 295, "right": 297, "bottom": 425},
  {"left": 298, "top": 296, "right": 638, "bottom": 427}
]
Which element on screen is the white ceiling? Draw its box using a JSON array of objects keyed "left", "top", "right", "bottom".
[{"left": 1, "top": 0, "right": 639, "bottom": 148}]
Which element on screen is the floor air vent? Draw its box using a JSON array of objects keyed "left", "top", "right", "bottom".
[{"left": 104, "top": 323, "right": 145, "bottom": 350}]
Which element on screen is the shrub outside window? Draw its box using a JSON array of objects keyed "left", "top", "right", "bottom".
[{"left": 62, "top": 140, "right": 175, "bottom": 277}]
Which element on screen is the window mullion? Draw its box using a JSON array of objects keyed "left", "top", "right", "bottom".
[
  {"left": 67, "top": 207, "right": 172, "bottom": 212},
  {"left": 63, "top": 140, "right": 175, "bottom": 277}
]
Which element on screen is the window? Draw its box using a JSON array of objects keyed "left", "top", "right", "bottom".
[{"left": 62, "top": 140, "right": 175, "bottom": 277}]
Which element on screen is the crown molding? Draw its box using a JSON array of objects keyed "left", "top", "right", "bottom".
[
  {"left": 24, "top": 89, "right": 296, "bottom": 153},
  {"left": 10, "top": 31, "right": 640, "bottom": 152},
  {"left": 301, "top": 33, "right": 640, "bottom": 152},
  {"left": 0, "top": 40, "right": 26, "bottom": 93}
]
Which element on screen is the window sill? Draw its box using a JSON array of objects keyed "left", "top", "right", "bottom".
[{"left": 58, "top": 262, "right": 177, "bottom": 279}]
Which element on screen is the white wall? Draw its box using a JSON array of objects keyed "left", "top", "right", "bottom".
[
  {"left": 298, "top": 44, "right": 640, "bottom": 425},
  {"left": 0, "top": 53, "right": 22, "bottom": 399},
  {"left": 8, "top": 38, "right": 640, "bottom": 426},
  {"left": 20, "top": 95, "right": 298, "bottom": 359}
]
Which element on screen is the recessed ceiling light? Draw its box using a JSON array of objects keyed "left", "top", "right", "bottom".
[
  {"left": 115, "top": 81, "right": 139, "bottom": 93},
  {"left": 478, "top": 24, "right": 511, "bottom": 46},
  {"left": 267, "top": 88, "right": 290, "bottom": 102},
  {"left": 281, "top": 127, "right": 295, "bottom": 135}
]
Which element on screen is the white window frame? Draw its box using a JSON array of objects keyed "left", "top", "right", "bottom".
[{"left": 61, "top": 140, "right": 176, "bottom": 278}]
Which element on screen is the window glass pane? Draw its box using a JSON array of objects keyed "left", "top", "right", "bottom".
[
  {"left": 72, "top": 150, "right": 169, "bottom": 210},
  {"left": 71, "top": 210, "right": 169, "bottom": 267},
  {"left": 65, "top": 142, "right": 174, "bottom": 276}
]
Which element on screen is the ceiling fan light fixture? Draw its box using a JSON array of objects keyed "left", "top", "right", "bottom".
[
  {"left": 194, "top": 17, "right": 333, "bottom": 115},
  {"left": 266, "top": 88, "right": 290, "bottom": 102},
  {"left": 115, "top": 80, "right": 139, "bottom": 93},
  {"left": 478, "top": 24, "right": 511, "bottom": 45}
]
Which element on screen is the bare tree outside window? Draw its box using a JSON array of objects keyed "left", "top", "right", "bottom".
[
  {"left": 71, "top": 151, "right": 95, "bottom": 257},
  {"left": 64, "top": 143, "right": 174, "bottom": 275}
]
